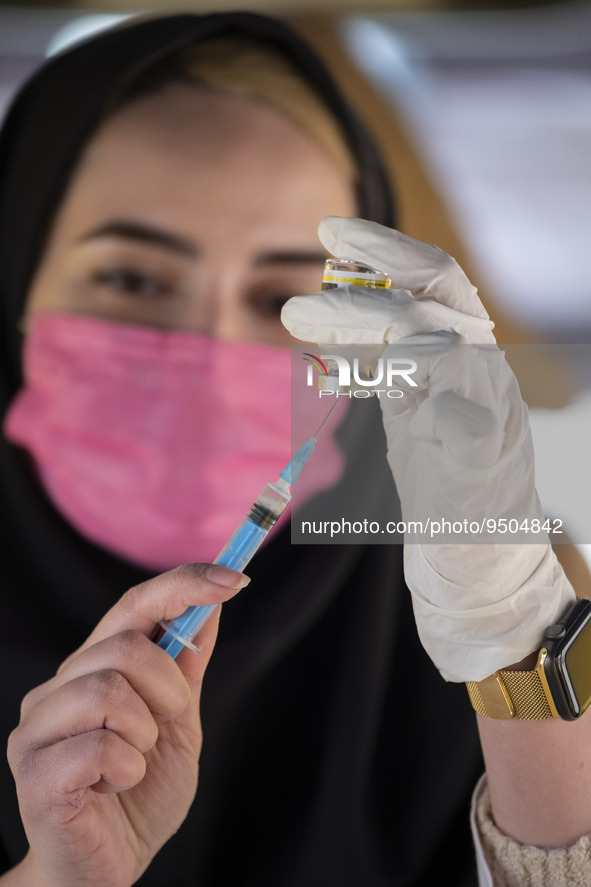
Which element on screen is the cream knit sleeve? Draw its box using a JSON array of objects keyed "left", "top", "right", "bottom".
[{"left": 472, "top": 775, "right": 591, "bottom": 886}]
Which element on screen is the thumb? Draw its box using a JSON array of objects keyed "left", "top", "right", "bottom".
[{"left": 61, "top": 563, "right": 249, "bottom": 664}]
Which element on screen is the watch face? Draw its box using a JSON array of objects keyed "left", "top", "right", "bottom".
[
  {"left": 552, "top": 599, "right": 591, "bottom": 719},
  {"left": 561, "top": 625, "right": 591, "bottom": 717}
]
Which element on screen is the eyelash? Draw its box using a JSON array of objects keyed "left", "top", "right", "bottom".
[
  {"left": 90, "top": 269, "right": 297, "bottom": 318},
  {"left": 91, "top": 267, "right": 172, "bottom": 298}
]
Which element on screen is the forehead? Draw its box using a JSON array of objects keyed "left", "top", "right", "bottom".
[{"left": 58, "top": 83, "right": 355, "bottom": 247}]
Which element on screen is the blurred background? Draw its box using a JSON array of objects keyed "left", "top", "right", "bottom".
[
  {"left": 1, "top": 0, "right": 589, "bottom": 343},
  {"left": 1, "top": 0, "right": 590, "bottom": 560}
]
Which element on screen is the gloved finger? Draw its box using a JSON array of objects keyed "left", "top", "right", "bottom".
[
  {"left": 408, "top": 390, "right": 505, "bottom": 469},
  {"left": 387, "top": 338, "right": 510, "bottom": 402},
  {"left": 366, "top": 339, "right": 503, "bottom": 444},
  {"left": 379, "top": 332, "right": 464, "bottom": 394},
  {"left": 365, "top": 335, "right": 463, "bottom": 423},
  {"left": 318, "top": 216, "right": 494, "bottom": 328},
  {"left": 383, "top": 345, "right": 515, "bottom": 471},
  {"left": 282, "top": 285, "right": 432, "bottom": 345},
  {"left": 281, "top": 284, "right": 494, "bottom": 346}
]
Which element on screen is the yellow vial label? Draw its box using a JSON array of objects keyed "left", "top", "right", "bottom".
[
  {"left": 322, "top": 275, "right": 390, "bottom": 290},
  {"left": 322, "top": 258, "right": 391, "bottom": 291}
]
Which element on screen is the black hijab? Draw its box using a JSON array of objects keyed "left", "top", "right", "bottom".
[{"left": 0, "top": 13, "right": 482, "bottom": 886}]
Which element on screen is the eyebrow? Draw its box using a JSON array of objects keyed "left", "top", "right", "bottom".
[
  {"left": 79, "top": 218, "right": 328, "bottom": 266},
  {"left": 79, "top": 219, "right": 199, "bottom": 258},
  {"left": 254, "top": 249, "right": 328, "bottom": 267}
]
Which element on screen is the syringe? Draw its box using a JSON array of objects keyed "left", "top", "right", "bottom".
[{"left": 156, "top": 402, "right": 337, "bottom": 659}]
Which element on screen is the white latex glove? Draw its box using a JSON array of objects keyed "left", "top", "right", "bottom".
[{"left": 282, "top": 216, "right": 575, "bottom": 682}]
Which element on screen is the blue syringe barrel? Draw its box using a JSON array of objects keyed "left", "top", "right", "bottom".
[{"left": 157, "top": 476, "right": 292, "bottom": 658}]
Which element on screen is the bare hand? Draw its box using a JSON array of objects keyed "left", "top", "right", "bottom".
[{"left": 6, "top": 563, "right": 248, "bottom": 887}]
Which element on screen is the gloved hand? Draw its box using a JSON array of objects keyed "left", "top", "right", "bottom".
[{"left": 281, "top": 216, "right": 575, "bottom": 682}]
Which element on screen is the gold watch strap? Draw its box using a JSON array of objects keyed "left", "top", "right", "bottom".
[{"left": 466, "top": 649, "right": 560, "bottom": 720}]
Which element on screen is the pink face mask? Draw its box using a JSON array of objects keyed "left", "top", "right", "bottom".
[{"left": 4, "top": 314, "right": 345, "bottom": 571}]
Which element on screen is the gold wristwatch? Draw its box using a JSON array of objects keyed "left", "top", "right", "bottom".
[{"left": 466, "top": 598, "right": 591, "bottom": 720}]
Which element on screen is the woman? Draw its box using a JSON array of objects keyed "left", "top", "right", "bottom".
[{"left": 0, "top": 11, "right": 588, "bottom": 887}]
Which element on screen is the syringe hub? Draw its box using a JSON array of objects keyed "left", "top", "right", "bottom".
[{"left": 279, "top": 437, "right": 315, "bottom": 486}]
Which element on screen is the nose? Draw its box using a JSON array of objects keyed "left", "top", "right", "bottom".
[
  {"left": 210, "top": 278, "right": 252, "bottom": 342},
  {"left": 183, "top": 266, "right": 252, "bottom": 342}
]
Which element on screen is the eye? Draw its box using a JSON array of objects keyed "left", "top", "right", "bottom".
[
  {"left": 256, "top": 296, "right": 290, "bottom": 316},
  {"left": 252, "top": 291, "right": 302, "bottom": 318},
  {"left": 91, "top": 267, "right": 172, "bottom": 298}
]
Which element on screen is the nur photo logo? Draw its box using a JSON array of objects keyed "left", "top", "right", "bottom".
[{"left": 303, "top": 351, "right": 418, "bottom": 399}]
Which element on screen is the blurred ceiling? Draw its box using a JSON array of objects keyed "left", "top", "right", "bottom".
[{"left": 0, "top": 0, "right": 574, "bottom": 11}]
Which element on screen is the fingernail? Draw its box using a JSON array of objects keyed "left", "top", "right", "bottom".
[{"left": 206, "top": 564, "right": 251, "bottom": 589}]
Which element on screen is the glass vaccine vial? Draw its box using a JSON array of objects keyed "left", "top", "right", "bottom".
[
  {"left": 321, "top": 258, "right": 391, "bottom": 291},
  {"left": 319, "top": 259, "right": 391, "bottom": 393}
]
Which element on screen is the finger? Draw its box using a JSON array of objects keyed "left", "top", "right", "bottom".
[
  {"left": 282, "top": 275, "right": 495, "bottom": 345},
  {"left": 409, "top": 391, "right": 505, "bottom": 469},
  {"left": 62, "top": 563, "right": 249, "bottom": 665},
  {"left": 379, "top": 333, "right": 463, "bottom": 393},
  {"left": 281, "top": 284, "right": 491, "bottom": 346},
  {"left": 283, "top": 285, "right": 439, "bottom": 345},
  {"left": 379, "top": 339, "right": 506, "bottom": 435},
  {"left": 11, "top": 730, "right": 146, "bottom": 824},
  {"left": 318, "top": 216, "right": 492, "bottom": 322},
  {"left": 380, "top": 337, "right": 521, "bottom": 422},
  {"left": 30, "top": 631, "right": 190, "bottom": 719},
  {"left": 19, "top": 667, "right": 160, "bottom": 755}
]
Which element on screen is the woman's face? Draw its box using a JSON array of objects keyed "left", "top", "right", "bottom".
[{"left": 25, "top": 82, "right": 356, "bottom": 347}]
